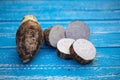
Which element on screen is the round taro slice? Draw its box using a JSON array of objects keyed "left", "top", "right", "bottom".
[
  {"left": 66, "top": 21, "right": 90, "bottom": 40},
  {"left": 57, "top": 38, "right": 75, "bottom": 59},
  {"left": 70, "top": 39, "right": 96, "bottom": 64},
  {"left": 44, "top": 25, "right": 65, "bottom": 48},
  {"left": 16, "top": 15, "right": 43, "bottom": 63}
]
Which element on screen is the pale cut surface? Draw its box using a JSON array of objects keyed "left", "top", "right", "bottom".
[
  {"left": 66, "top": 21, "right": 90, "bottom": 40},
  {"left": 21, "top": 15, "right": 38, "bottom": 25},
  {"left": 49, "top": 25, "right": 65, "bottom": 47},
  {"left": 57, "top": 38, "right": 75, "bottom": 54},
  {"left": 23, "top": 59, "right": 30, "bottom": 63},
  {"left": 73, "top": 39, "right": 96, "bottom": 60}
]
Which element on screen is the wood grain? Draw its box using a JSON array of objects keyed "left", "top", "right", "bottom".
[{"left": 0, "top": 0, "right": 119, "bottom": 79}]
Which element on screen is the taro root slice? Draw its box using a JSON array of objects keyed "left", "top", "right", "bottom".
[
  {"left": 66, "top": 21, "right": 90, "bottom": 40},
  {"left": 57, "top": 38, "right": 75, "bottom": 59},
  {"left": 44, "top": 25, "right": 65, "bottom": 47},
  {"left": 70, "top": 39, "right": 96, "bottom": 64},
  {"left": 16, "top": 15, "right": 43, "bottom": 63}
]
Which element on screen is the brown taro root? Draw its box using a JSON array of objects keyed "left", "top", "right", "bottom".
[
  {"left": 70, "top": 39, "right": 96, "bottom": 64},
  {"left": 44, "top": 25, "right": 65, "bottom": 48},
  {"left": 57, "top": 38, "right": 75, "bottom": 59},
  {"left": 66, "top": 20, "right": 90, "bottom": 40},
  {"left": 16, "top": 15, "right": 43, "bottom": 63}
]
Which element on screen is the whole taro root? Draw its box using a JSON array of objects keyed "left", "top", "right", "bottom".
[{"left": 16, "top": 15, "right": 43, "bottom": 63}]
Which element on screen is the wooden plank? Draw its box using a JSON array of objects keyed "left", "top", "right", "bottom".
[
  {"left": 0, "top": 48, "right": 119, "bottom": 66},
  {"left": 0, "top": 48, "right": 119, "bottom": 78},
  {"left": 0, "top": 75, "right": 120, "bottom": 80},
  {"left": 0, "top": 0, "right": 119, "bottom": 79},
  {"left": 0, "top": 33, "right": 119, "bottom": 48},
  {"left": 0, "top": 10, "right": 120, "bottom": 20},
  {"left": 0, "top": 21, "right": 120, "bottom": 33},
  {"left": 0, "top": 0, "right": 119, "bottom": 10},
  {"left": 0, "top": 21, "right": 119, "bottom": 48},
  {"left": 0, "top": 0, "right": 120, "bottom": 21},
  {"left": 0, "top": 67, "right": 119, "bottom": 79}
]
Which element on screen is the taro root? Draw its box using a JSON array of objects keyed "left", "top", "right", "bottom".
[
  {"left": 16, "top": 15, "right": 43, "bottom": 63},
  {"left": 57, "top": 38, "right": 75, "bottom": 59},
  {"left": 44, "top": 25, "right": 65, "bottom": 47},
  {"left": 70, "top": 39, "right": 96, "bottom": 64},
  {"left": 66, "top": 21, "right": 90, "bottom": 40}
]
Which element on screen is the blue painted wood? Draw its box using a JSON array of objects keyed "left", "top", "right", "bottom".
[
  {"left": 0, "top": 33, "right": 120, "bottom": 48},
  {"left": 0, "top": 21, "right": 120, "bottom": 33},
  {"left": 0, "top": 48, "right": 119, "bottom": 66},
  {"left": 0, "top": 0, "right": 120, "bottom": 79},
  {"left": 0, "top": 0, "right": 120, "bottom": 21},
  {"left": 0, "top": 10, "right": 120, "bottom": 20},
  {"left": 0, "top": 0, "right": 119, "bottom": 10}
]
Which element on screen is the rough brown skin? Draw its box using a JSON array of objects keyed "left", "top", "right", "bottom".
[
  {"left": 43, "top": 27, "right": 53, "bottom": 46},
  {"left": 57, "top": 49, "right": 72, "bottom": 60},
  {"left": 70, "top": 44, "right": 92, "bottom": 64},
  {"left": 16, "top": 20, "right": 43, "bottom": 63}
]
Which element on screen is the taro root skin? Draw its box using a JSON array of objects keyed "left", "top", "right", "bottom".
[
  {"left": 44, "top": 25, "right": 65, "bottom": 48},
  {"left": 16, "top": 15, "right": 43, "bottom": 63},
  {"left": 57, "top": 38, "right": 75, "bottom": 59},
  {"left": 70, "top": 39, "right": 96, "bottom": 64}
]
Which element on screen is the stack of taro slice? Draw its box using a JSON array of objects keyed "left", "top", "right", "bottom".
[{"left": 56, "top": 21, "right": 96, "bottom": 64}]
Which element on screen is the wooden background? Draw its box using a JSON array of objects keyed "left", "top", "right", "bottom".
[{"left": 0, "top": 0, "right": 120, "bottom": 79}]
